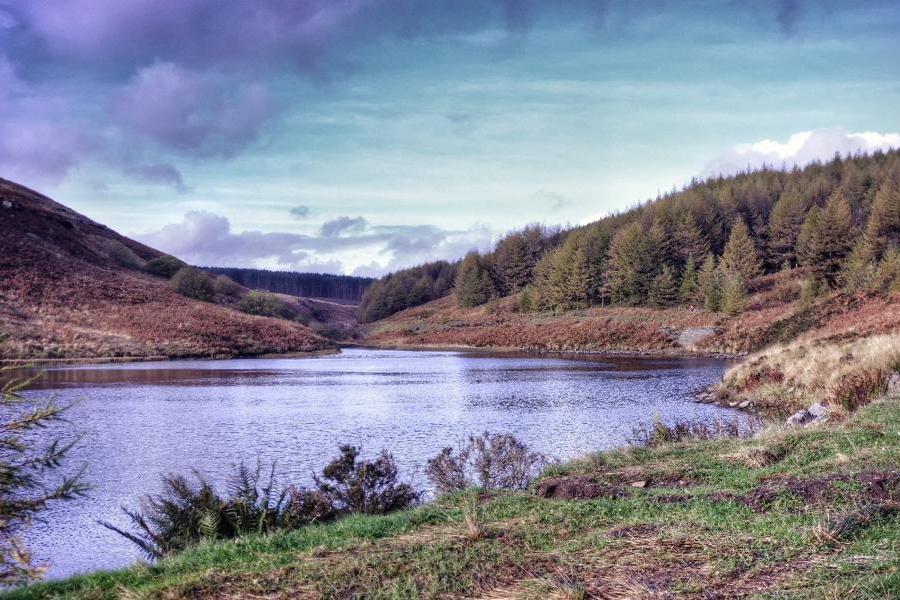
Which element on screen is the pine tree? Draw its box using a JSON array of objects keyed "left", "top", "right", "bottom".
[
  {"left": 605, "top": 221, "right": 658, "bottom": 306},
  {"left": 674, "top": 212, "right": 709, "bottom": 266},
  {"left": 679, "top": 256, "right": 699, "bottom": 304},
  {"left": 799, "top": 191, "right": 856, "bottom": 286},
  {"left": 720, "top": 271, "right": 747, "bottom": 316},
  {"left": 719, "top": 216, "right": 760, "bottom": 281},
  {"left": 492, "top": 232, "right": 530, "bottom": 295},
  {"left": 767, "top": 186, "right": 808, "bottom": 268},
  {"left": 649, "top": 265, "right": 679, "bottom": 308},
  {"left": 649, "top": 214, "right": 676, "bottom": 267},
  {"left": 864, "top": 175, "right": 900, "bottom": 259},
  {"left": 697, "top": 254, "right": 723, "bottom": 312},
  {"left": 455, "top": 252, "right": 495, "bottom": 307}
]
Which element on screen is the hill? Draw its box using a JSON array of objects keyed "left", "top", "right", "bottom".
[{"left": 0, "top": 179, "right": 331, "bottom": 361}]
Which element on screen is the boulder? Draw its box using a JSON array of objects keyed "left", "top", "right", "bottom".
[
  {"left": 786, "top": 402, "right": 831, "bottom": 427},
  {"left": 786, "top": 409, "right": 814, "bottom": 427}
]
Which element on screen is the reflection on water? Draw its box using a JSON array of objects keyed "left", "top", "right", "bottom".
[{"left": 21, "top": 348, "right": 740, "bottom": 579}]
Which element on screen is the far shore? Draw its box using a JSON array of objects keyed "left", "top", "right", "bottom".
[{"left": 0, "top": 347, "right": 341, "bottom": 368}]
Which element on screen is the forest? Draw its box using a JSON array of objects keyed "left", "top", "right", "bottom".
[
  {"left": 204, "top": 267, "right": 374, "bottom": 303},
  {"left": 359, "top": 150, "right": 900, "bottom": 321}
]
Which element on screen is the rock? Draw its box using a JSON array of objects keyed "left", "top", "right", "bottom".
[
  {"left": 807, "top": 402, "right": 830, "bottom": 418},
  {"left": 738, "top": 400, "right": 752, "bottom": 409},
  {"left": 787, "top": 402, "right": 831, "bottom": 427},
  {"left": 729, "top": 401, "right": 739, "bottom": 407},
  {"left": 888, "top": 372, "right": 900, "bottom": 397},
  {"left": 786, "top": 409, "right": 814, "bottom": 427},
  {"left": 630, "top": 480, "right": 647, "bottom": 488}
]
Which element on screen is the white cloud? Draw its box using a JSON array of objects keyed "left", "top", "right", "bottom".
[{"left": 703, "top": 127, "right": 900, "bottom": 177}]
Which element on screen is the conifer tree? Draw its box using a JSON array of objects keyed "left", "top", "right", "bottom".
[
  {"left": 719, "top": 216, "right": 760, "bottom": 281},
  {"left": 674, "top": 212, "right": 709, "bottom": 266},
  {"left": 799, "top": 192, "right": 856, "bottom": 286},
  {"left": 697, "top": 254, "right": 723, "bottom": 312},
  {"left": 720, "top": 271, "right": 747, "bottom": 316},
  {"left": 491, "top": 233, "right": 530, "bottom": 295},
  {"left": 864, "top": 175, "right": 900, "bottom": 259},
  {"left": 767, "top": 186, "right": 808, "bottom": 268},
  {"left": 455, "top": 252, "right": 495, "bottom": 307},
  {"left": 649, "top": 265, "right": 679, "bottom": 308},
  {"left": 679, "top": 256, "right": 699, "bottom": 304},
  {"left": 605, "top": 221, "right": 658, "bottom": 306}
]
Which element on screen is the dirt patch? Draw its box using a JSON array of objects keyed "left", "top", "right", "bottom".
[
  {"left": 535, "top": 476, "right": 628, "bottom": 500},
  {"left": 741, "top": 470, "right": 900, "bottom": 512}
]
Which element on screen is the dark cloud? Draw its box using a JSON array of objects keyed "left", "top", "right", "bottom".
[
  {"left": 123, "top": 162, "right": 189, "bottom": 193},
  {"left": 110, "top": 62, "right": 276, "bottom": 157},
  {"left": 532, "top": 190, "right": 570, "bottom": 210},
  {"left": 320, "top": 216, "right": 368, "bottom": 237},
  {"left": 136, "top": 210, "right": 492, "bottom": 273}
]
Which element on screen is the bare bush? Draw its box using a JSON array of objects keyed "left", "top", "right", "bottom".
[
  {"left": 426, "top": 432, "right": 546, "bottom": 495},
  {"left": 316, "top": 445, "right": 419, "bottom": 514}
]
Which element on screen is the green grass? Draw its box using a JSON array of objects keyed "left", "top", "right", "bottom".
[{"left": 7, "top": 398, "right": 900, "bottom": 599}]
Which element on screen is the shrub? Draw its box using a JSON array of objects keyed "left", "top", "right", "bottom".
[
  {"left": 828, "top": 368, "right": 889, "bottom": 412},
  {"left": 426, "top": 432, "right": 546, "bottom": 495},
  {"left": 102, "top": 463, "right": 291, "bottom": 559},
  {"left": 1, "top": 354, "right": 83, "bottom": 583},
  {"left": 146, "top": 255, "right": 187, "bottom": 278},
  {"left": 315, "top": 446, "right": 419, "bottom": 514},
  {"left": 213, "top": 274, "right": 242, "bottom": 298},
  {"left": 107, "top": 240, "right": 144, "bottom": 270},
  {"left": 238, "top": 290, "right": 293, "bottom": 319},
  {"left": 171, "top": 267, "right": 214, "bottom": 302},
  {"left": 629, "top": 415, "right": 752, "bottom": 448},
  {"left": 104, "top": 447, "right": 417, "bottom": 559}
]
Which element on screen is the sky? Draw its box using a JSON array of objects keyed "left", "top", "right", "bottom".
[{"left": 1, "top": 0, "right": 899, "bottom": 275}]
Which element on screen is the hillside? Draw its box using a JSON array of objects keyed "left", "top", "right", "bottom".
[
  {"left": 0, "top": 179, "right": 331, "bottom": 361},
  {"left": 363, "top": 269, "right": 900, "bottom": 357}
]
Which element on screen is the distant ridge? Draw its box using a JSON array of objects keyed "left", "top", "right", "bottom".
[{"left": 204, "top": 267, "right": 373, "bottom": 304}]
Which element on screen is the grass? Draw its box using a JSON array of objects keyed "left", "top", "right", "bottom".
[
  {"left": 7, "top": 396, "right": 900, "bottom": 599},
  {"left": 721, "top": 333, "right": 900, "bottom": 417}
]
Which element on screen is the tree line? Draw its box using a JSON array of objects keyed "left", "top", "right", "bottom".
[
  {"left": 204, "top": 267, "right": 374, "bottom": 303},
  {"left": 364, "top": 150, "right": 900, "bottom": 320}
]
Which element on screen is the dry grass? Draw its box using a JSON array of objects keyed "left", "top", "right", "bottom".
[{"left": 721, "top": 334, "right": 900, "bottom": 417}]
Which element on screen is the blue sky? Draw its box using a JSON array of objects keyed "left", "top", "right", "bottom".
[{"left": 1, "top": 1, "right": 899, "bottom": 274}]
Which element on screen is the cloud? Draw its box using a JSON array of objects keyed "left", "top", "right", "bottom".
[
  {"left": 289, "top": 205, "right": 311, "bottom": 219},
  {"left": 110, "top": 61, "right": 276, "bottom": 157},
  {"left": 702, "top": 128, "right": 900, "bottom": 177},
  {"left": 136, "top": 211, "right": 492, "bottom": 274},
  {"left": 320, "top": 216, "right": 368, "bottom": 237}
]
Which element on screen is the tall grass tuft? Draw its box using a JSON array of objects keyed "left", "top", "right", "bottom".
[
  {"left": 828, "top": 368, "right": 889, "bottom": 412},
  {"left": 629, "top": 415, "right": 754, "bottom": 448}
]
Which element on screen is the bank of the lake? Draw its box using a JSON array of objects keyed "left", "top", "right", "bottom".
[{"left": 7, "top": 392, "right": 899, "bottom": 600}]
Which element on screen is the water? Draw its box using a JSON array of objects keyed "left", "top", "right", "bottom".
[{"left": 20, "top": 348, "right": 740, "bottom": 579}]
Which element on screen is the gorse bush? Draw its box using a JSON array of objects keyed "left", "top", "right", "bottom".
[
  {"left": 0, "top": 348, "right": 83, "bottom": 583},
  {"left": 171, "top": 267, "right": 214, "bottom": 302},
  {"left": 212, "top": 274, "right": 242, "bottom": 298},
  {"left": 237, "top": 290, "right": 293, "bottom": 319},
  {"left": 146, "top": 255, "right": 187, "bottom": 278},
  {"left": 103, "top": 446, "right": 417, "bottom": 559},
  {"left": 426, "top": 432, "right": 546, "bottom": 495}
]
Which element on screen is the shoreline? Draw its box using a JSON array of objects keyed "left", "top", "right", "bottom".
[
  {"left": 0, "top": 347, "right": 341, "bottom": 368},
  {"left": 350, "top": 341, "right": 744, "bottom": 361}
]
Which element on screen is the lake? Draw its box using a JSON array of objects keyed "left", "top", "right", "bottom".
[{"left": 21, "top": 348, "right": 741, "bottom": 579}]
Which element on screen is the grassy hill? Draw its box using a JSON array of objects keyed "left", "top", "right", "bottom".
[{"left": 0, "top": 179, "right": 331, "bottom": 361}]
